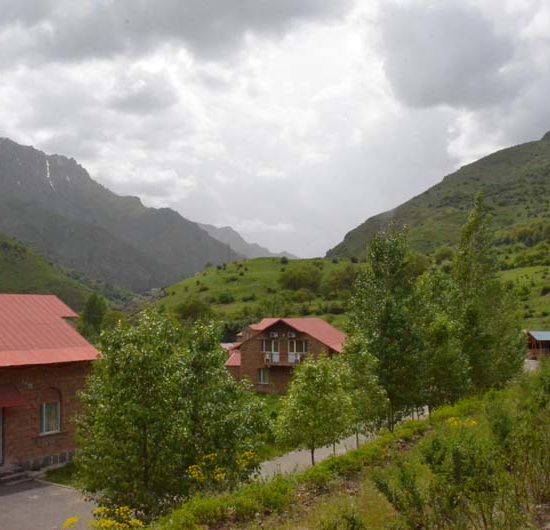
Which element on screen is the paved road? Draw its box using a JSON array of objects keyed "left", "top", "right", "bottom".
[
  {"left": 259, "top": 433, "right": 371, "bottom": 479},
  {"left": 0, "top": 480, "right": 93, "bottom": 530}
]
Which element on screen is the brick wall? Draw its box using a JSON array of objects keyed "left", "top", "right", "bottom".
[
  {"left": 0, "top": 362, "right": 91, "bottom": 469},
  {"left": 238, "top": 323, "right": 333, "bottom": 395}
]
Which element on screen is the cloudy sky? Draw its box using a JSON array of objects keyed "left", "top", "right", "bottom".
[{"left": 1, "top": 0, "right": 549, "bottom": 256}]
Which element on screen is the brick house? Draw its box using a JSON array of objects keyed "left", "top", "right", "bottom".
[
  {"left": 225, "top": 318, "right": 347, "bottom": 394},
  {"left": 0, "top": 295, "right": 98, "bottom": 470}
]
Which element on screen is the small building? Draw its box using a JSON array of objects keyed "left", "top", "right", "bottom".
[
  {"left": 527, "top": 331, "right": 550, "bottom": 359},
  {"left": 225, "top": 317, "right": 346, "bottom": 394},
  {"left": 0, "top": 295, "right": 98, "bottom": 470}
]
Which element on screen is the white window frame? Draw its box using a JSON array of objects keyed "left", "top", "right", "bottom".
[
  {"left": 288, "top": 339, "right": 308, "bottom": 354},
  {"left": 261, "top": 339, "right": 279, "bottom": 353},
  {"left": 40, "top": 401, "right": 61, "bottom": 435},
  {"left": 258, "top": 368, "right": 269, "bottom": 385}
]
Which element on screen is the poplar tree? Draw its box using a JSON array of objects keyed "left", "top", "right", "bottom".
[{"left": 276, "top": 356, "right": 352, "bottom": 465}]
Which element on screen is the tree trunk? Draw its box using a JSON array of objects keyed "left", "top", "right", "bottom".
[
  {"left": 311, "top": 447, "right": 315, "bottom": 466},
  {"left": 355, "top": 431, "right": 360, "bottom": 449}
]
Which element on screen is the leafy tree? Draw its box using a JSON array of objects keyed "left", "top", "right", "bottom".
[
  {"left": 453, "top": 195, "right": 524, "bottom": 390},
  {"left": 79, "top": 293, "right": 107, "bottom": 337},
  {"left": 101, "top": 310, "right": 128, "bottom": 331},
  {"left": 343, "top": 335, "right": 387, "bottom": 446},
  {"left": 415, "top": 268, "right": 470, "bottom": 412},
  {"left": 278, "top": 262, "right": 323, "bottom": 292},
  {"left": 174, "top": 295, "right": 213, "bottom": 322},
  {"left": 348, "top": 225, "right": 423, "bottom": 429},
  {"left": 77, "top": 310, "right": 265, "bottom": 519},
  {"left": 321, "top": 262, "right": 358, "bottom": 299},
  {"left": 276, "top": 356, "right": 352, "bottom": 465}
]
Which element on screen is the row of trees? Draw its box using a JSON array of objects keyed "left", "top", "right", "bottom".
[{"left": 275, "top": 195, "right": 525, "bottom": 462}]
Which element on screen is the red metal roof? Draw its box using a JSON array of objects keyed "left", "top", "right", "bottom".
[
  {"left": 0, "top": 384, "right": 27, "bottom": 407},
  {"left": 0, "top": 294, "right": 99, "bottom": 368},
  {"left": 225, "top": 350, "right": 241, "bottom": 367},
  {"left": 248, "top": 317, "right": 347, "bottom": 353}
]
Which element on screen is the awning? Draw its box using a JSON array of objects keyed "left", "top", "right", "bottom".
[{"left": 0, "top": 384, "right": 27, "bottom": 408}]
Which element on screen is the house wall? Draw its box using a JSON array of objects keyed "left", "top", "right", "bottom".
[
  {"left": 527, "top": 336, "right": 550, "bottom": 359},
  {"left": 238, "top": 323, "right": 333, "bottom": 395},
  {"left": 0, "top": 361, "right": 91, "bottom": 469}
]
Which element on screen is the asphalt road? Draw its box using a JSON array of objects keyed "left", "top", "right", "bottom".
[{"left": 0, "top": 480, "right": 93, "bottom": 530}]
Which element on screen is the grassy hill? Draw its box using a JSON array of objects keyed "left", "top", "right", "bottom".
[
  {"left": 327, "top": 131, "right": 550, "bottom": 265},
  {"left": 0, "top": 232, "right": 92, "bottom": 311},
  {"left": 159, "top": 257, "right": 357, "bottom": 333}
]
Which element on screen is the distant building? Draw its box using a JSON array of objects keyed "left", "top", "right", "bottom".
[
  {"left": 225, "top": 317, "right": 347, "bottom": 394},
  {"left": 0, "top": 295, "right": 98, "bottom": 470},
  {"left": 527, "top": 330, "right": 550, "bottom": 359}
]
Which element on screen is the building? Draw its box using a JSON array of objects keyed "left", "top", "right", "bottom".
[
  {"left": 527, "top": 330, "right": 550, "bottom": 359},
  {"left": 0, "top": 295, "right": 98, "bottom": 470},
  {"left": 225, "top": 317, "right": 347, "bottom": 394}
]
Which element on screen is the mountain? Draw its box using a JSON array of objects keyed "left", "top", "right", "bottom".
[
  {"left": 327, "top": 131, "right": 550, "bottom": 259},
  {"left": 0, "top": 232, "right": 92, "bottom": 310},
  {"left": 198, "top": 223, "right": 296, "bottom": 259},
  {"left": 0, "top": 138, "right": 240, "bottom": 292}
]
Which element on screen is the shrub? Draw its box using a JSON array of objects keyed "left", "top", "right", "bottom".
[
  {"left": 217, "top": 292, "right": 234, "bottom": 304},
  {"left": 279, "top": 263, "right": 323, "bottom": 292}
]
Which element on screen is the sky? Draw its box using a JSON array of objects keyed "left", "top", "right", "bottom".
[{"left": 1, "top": 0, "right": 549, "bottom": 257}]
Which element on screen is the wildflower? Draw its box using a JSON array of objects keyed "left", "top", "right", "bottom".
[{"left": 62, "top": 516, "right": 80, "bottom": 529}]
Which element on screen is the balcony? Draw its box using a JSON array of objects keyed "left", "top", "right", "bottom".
[{"left": 264, "top": 352, "right": 304, "bottom": 366}]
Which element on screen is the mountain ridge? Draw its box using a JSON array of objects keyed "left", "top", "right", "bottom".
[
  {"left": 0, "top": 138, "right": 240, "bottom": 292},
  {"left": 327, "top": 131, "right": 550, "bottom": 258}
]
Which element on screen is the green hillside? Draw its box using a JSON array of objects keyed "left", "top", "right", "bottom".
[
  {"left": 328, "top": 131, "right": 550, "bottom": 265},
  {"left": 0, "top": 232, "right": 93, "bottom": 311},
  {"left": 159, "top": 257, "right": 357, "bottom": 333}
]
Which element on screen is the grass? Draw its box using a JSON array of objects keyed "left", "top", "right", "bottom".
[
  {"left": 43, "top": 463, "right": 80, "bottom": 488},
  {"left": 0, "top": 232, "right": 92, "bottom": 311},
  {"left": 159, "top": 257, "right": 353, "bottom": 331}
]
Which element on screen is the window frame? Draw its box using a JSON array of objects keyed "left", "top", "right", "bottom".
[
  {"left": 40, "top": 400, "right": 61, "bottom": 435},
  {"left": 258, "top": 368, "right": 269, "bottom": 385},
  {"left": 261, "top": 339, "right": 279, "bottom": 353},
  {"left": 288, "top": 339, "right": 308, "bottom": 354}
]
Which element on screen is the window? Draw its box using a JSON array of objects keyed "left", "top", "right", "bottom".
[
  {"left": 258, "top": 368, "right": 269, "bottom": 385},
  {"left": 288, "top": 339, "right": 308, "bottom": 354},
  {"left": 40, "top": 401, "right": 61, "bottom": 435},
  {"left": 261, "top": 339, "right": 279, "bottom": 353}
]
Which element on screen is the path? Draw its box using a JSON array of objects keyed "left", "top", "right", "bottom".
[{"left": 0, "top": 479, "right": 93, "bottom": 530}]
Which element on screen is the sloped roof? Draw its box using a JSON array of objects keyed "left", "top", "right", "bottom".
[
  {"left": 249, "top": 317, "right": 347, "bottom": 353},
  {"left": 0, "top": 294, "right": 99, "bottom": 367},
  {"left": 225, "top": 350, "right": 241, "bottom": 367},
  {"left": 528, "top": 330, "right": 550, "bottom": 342}
]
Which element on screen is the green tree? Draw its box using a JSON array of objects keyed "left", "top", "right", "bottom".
[
  {"left": 453, "top": 195, "right": 524, "bottom": 390},
  {"left": 79, "top": 293, "right": 107, "bottom": 337},
  {"left": 348, "top": 225, "right": 423, "bottom": 429},
  {"left": 101, "top": 310, "right": 128, "bottom": 331},
  {"left": 77, "top": 310, "right": 264, "bottom": 519},
  {"left": 278, "top": 262, "right": 323, "bottom": 292},
  {"left": 174, "top": 295, "right": 213, "bottom": 322},
  {"left": 343, "top": 335, "right": 388, "bottom": 447},
  {"left": 320, "top": 262, "right": 358, "bottom": 299},
  {"left": 276, "top": 356, "right": 352, "bottom": 465}
]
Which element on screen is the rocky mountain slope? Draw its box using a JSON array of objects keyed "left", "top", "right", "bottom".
[
  {"left": 199, "top": 223, "right": 296, "bottom": 259},
  {"left": 327, "top": 131, "right": 550, "bottom": 259},
  {"left": 0, "top": 138, "right": 240, "bottom": 292}
]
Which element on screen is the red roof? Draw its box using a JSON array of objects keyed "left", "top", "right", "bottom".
[
  {"left": 225, "top": 350, "right": 241, "bottom": 367},
  {"left": 248, "top": 317, "right": 347, "bottom": 353},
  {"left": 0, "top": 294, "right": 99, "bottom": 368}
]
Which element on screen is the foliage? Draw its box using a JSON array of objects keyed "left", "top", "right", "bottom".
[
  {"left": 101, "top": 310, "right": 128, "bottom": 331},
  {"left": 174, "top": 296, "right": 213, "bottom": 322},
  {"left": 90, "top": 506, "right": 144, "bottom": 529},
  {"left": 276, "top": 356, "right": 353, "bottom": 465},
  {"left": 76, "top": 310, "right": 265, "bottom": 520},
  {"left": 278, "top": 262, "right": 323, "bottom": 292},
  {"left": 79, "top": 292, "right": 108, "bottom": 339}
]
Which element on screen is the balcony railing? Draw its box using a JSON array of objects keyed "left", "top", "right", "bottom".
[{"left": 264, "top": 352, "right": 304, "bottom": 366}]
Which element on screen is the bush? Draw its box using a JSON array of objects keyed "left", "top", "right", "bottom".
[
  {"left": 279, "top": 263, "right": 323, "bottom": 292},
  {"left": 217, "top": 292, "right": 234, "bottom": 304}
]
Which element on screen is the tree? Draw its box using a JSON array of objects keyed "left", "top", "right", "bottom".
[
  {"left": 276, "top": 356, "right": 352, "bottom": 465},
  {"left": 452, "top": 195, "right": 524, "bottom": 390},
  {"left": 79, "top": 293, "right": 107, "bottom": 337},
  {"left": 278, "top": 262, "right": 323, "bottom": 292},
  {"left": 101, "top": 310, "right": 128, "bottom": 331},
  {"left": 174, "top": 295, "right": 213, "bottom": 322},
  {"left": 77, "top": 310, "right": 265, "bottom": 520},
  {"left": 348, "top": 225, "right": 423, "bottom": 429},
  {"left": 321, "top": 262, "right": 358, "bottom": 299},
  {"left": 343, "top": 335, "right": 387, "bottom": 447},
  {"left": 415, "top": 268, "right": 470, "bottom": 412}
]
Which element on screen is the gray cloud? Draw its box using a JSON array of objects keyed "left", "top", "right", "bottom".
[
  {"left": 0, "top": 0, "right": 352, "bottom": 64},
  {"left": 378, "top": 1, "right": 519, "bottom": 109}
]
